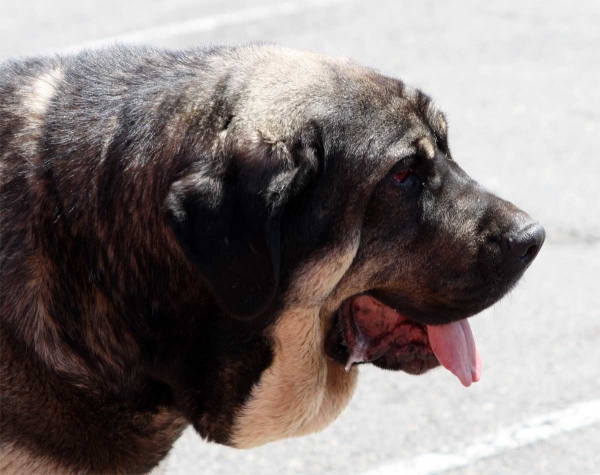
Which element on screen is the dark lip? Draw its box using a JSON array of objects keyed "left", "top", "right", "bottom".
[
  {"left": 369, "top": 340, "right": 434, "bottom": 359},
  {"left": 364, "top": 288, "right": 491, "bottom": 327},
  {"left": 371, "top": 348, "right": 440, "bottom": 374}
]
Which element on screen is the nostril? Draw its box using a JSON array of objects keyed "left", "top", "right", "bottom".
[
  {"left": 507, "top": 224, "right": 546, "bottom": 261},
  {"left": 527, "top": 244, "right": 539, "bottom": 256}
]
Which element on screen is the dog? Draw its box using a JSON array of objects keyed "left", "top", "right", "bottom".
[{"left": 0, "top": 44, "right": 545, "bottom": 474}]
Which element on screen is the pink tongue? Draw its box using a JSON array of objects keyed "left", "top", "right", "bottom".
[{"left": 426, "top": 320, "right": 482, "bottom": 387}]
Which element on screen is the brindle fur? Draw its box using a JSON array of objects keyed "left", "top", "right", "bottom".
[{"left": 1, "top": 45, "right": 540, "bottom": 473}]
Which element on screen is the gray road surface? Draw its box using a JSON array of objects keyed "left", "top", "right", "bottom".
[{"left": 2, "top": 1, "right": 599, "bottom": 474}]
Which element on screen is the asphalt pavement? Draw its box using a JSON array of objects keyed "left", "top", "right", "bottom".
[{"left": 2, "top": 1, "right": 599, "bottom": 474}]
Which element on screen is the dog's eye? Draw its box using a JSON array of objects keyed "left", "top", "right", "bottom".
[
  {"left": 392, "top": 170, "right": 412, "bottom": 183},
  {"left": 391, "top": 169, "right": 421, "bottom": 192}
]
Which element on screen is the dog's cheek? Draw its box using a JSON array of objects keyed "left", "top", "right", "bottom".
[
  {"left": 229, "top": 308, "right": 359, "bottom": 448},
  {"left": 228, "top": 243, "right": 361, "bottom": 448}
]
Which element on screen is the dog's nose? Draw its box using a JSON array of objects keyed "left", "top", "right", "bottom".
[{"left": 506, "top": 222, "right": 545, "bottom": 263}]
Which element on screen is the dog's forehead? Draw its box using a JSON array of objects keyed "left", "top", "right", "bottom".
[
  {"left": 335, "top": 73, "right": 449, "bottom": 161},
  {"left": 223, "top": 48, "right": 451, "bottom": 178},
  {"left": 226, "top": 47, "right": 449, "bottom": 149},
  {"left": 393, "top": 88, "right": 448, "bottom": 144},
  {"left": 355, "top": 94, "right": 448, "bottom": 169}
]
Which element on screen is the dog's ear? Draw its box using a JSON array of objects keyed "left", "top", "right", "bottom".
[{"left": 166, "top": 138, "right": 306, "bottom": 320}]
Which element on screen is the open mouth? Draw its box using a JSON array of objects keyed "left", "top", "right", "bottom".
[{"left": 330, "top": 294, "right": 482, "bottom": 387}]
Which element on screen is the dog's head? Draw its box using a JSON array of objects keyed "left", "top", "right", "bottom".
[{"left": 161, "top": 46, "right": 544, "bottom": 446}]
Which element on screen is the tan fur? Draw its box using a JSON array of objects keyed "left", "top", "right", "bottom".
[
  {"left": 439, "top": 116, "right": 448, "bottom": 135},
  {"left": 232, "top": 308, "right": 358, "bottom": 448},
  {"left": 417, "top": 137, "right": 436, "bottom": 160},
  {"left": 22, "top": 69, "right": 63, "bottom": 118},
  {"left": 0, "top": 445, "right": 68, "bottom": 475},
  {"left": 232, "top": 240, "right": 360, "bottom": 447}
]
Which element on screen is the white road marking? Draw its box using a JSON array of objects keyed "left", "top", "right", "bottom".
[
  {"left": 62, "top": 0, "right": 359, "bottom": 53},
  {"left": 360, "top": 399, "right": 600, "bottom": 475}
]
